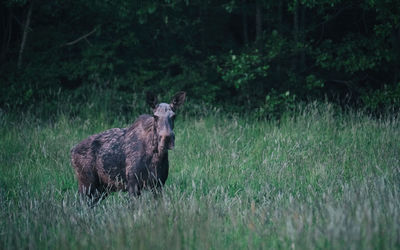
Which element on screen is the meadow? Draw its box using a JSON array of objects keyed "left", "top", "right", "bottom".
[{"left": 0, "top": 102, "right": 399, "bottom": 249}]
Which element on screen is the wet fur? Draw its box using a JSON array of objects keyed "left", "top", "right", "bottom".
[
  {"left": 71, "top": 115, "right": 169, "bottom": 202},
  {"left": 71, "top": 92, "right": 185, "bottom": 203}
]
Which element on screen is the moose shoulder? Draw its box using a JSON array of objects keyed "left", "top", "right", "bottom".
[{"left": 70, "top": 91, "right": 186, "bottom": 203}]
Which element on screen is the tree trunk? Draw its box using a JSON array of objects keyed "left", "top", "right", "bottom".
[
  {"left": 278, "top": 1, "right": 282, "bottom": 33},
  {"left": 393, "top": 27, "right": 400, "bottom": 84},
  {"left": 255, "top": 0, "right": 262, "bottom": 47},
  {"left": 242, "top": 0, "right": 249, "bottom": 45},
  {"left": 17, "top": 0, "right": 33, "bottom": 70},
  {"left": 300, "top": 5, "right": 306, "bottom": 72},
  {"left": 199, "top": 1, "right": 205, "bottom": 51},
  {"left": 292, "top": 0, "right": 299, "bottom": 72},
  {"left": 1, "top": 8, "right": 13, "bottom": 65},
  {"left": 277, "top": 1, "right": 282, "bottom": 82}
]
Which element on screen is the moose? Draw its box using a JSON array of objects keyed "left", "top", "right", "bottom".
[{"left": 70, "top": 91, "right": 186, "bottom": 203}]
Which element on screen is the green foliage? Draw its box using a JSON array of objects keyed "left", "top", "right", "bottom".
[
  {"left": 215, "top": 50, "right": 269, "bottom": 89},
  {"left": 305, "top": 74, "right": 324, "bottom": 90},
  {"left": 361, "top": 83, "right": 400, "bottom": 112},
  {"left": 314, "top": 35, "right": 389, "bottom": 74},
  {"left": 255, "top": 89, "right": 297, "bottom": 119}
]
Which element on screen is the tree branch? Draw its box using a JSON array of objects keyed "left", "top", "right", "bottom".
[
  {"left": 17, "top": 0, "right": 33, "bottom": 69},
  {"left": 63, "top": 27, "right": 97, "bottom": 46}
]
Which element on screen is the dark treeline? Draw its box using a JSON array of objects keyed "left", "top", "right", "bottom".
[{"left": 1, "top": 0, "right": 399, "bottom": 116}]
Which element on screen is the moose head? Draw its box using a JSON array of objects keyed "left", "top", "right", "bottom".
[{"left": 146, "top": 91, "right": 186, "bottom": 153}]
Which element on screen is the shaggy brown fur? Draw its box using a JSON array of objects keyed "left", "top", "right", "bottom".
[{"left": 71, "top": 92, "right": 186, "bottom": 203}]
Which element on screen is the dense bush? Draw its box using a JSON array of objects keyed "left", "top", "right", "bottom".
[{"left": 1, "top": 0, "right": 399, "bottom": 116}]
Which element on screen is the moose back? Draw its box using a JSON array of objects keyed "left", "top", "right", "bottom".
[{"left": 70, "top": 92, "right": 186, "bottom": 202}]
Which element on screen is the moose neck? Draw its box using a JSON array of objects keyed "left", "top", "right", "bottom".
[
  {"left": 150, "top": 126, "right": 168, "bottom": 161},
  {"left": 154, "top": 134, "right": 170, "bottom": 153},
  {"left": 127, "top": 115, "right": 170, "bottom": 164}
]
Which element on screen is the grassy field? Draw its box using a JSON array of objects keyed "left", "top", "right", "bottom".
[{"left": 0, "top": 103, "right": 399, "bottom": 249}]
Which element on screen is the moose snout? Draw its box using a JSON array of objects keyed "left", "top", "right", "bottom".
[{"left": 158, "top": 131, "right": 175, "bottom": 150}]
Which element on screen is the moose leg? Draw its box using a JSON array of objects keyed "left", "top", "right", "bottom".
[
  {"left": 152, "top": 156, "right": 169, "bottom": 196},
  {"left": 126, "top": 158, "right": 144, "bottom": 197},
  {"left": 127, "top": 175, "right": 141, "bottom": 197},
  {"left": 76, "top": 169, "right": 105, "bottom": 205}
]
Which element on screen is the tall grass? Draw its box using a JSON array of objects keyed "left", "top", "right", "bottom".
[{"left": 0, "top": 102, "right": 399, "bottom": 249}]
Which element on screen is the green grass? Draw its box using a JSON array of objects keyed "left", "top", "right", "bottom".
[{"left": 1, "top": 103, "right": 399, "bottom": 249}]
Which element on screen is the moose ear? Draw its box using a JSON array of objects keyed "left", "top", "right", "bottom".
[
  {"left": 170, "top": 91, "right": 186, "bottom": 111},
  {"left": 146, "top": 92, "right": 158, "bottom": 109}
]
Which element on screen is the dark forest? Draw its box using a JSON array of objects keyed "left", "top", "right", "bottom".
[{"left": 1, "top": 0, "right": 399, "bottom": 116}]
